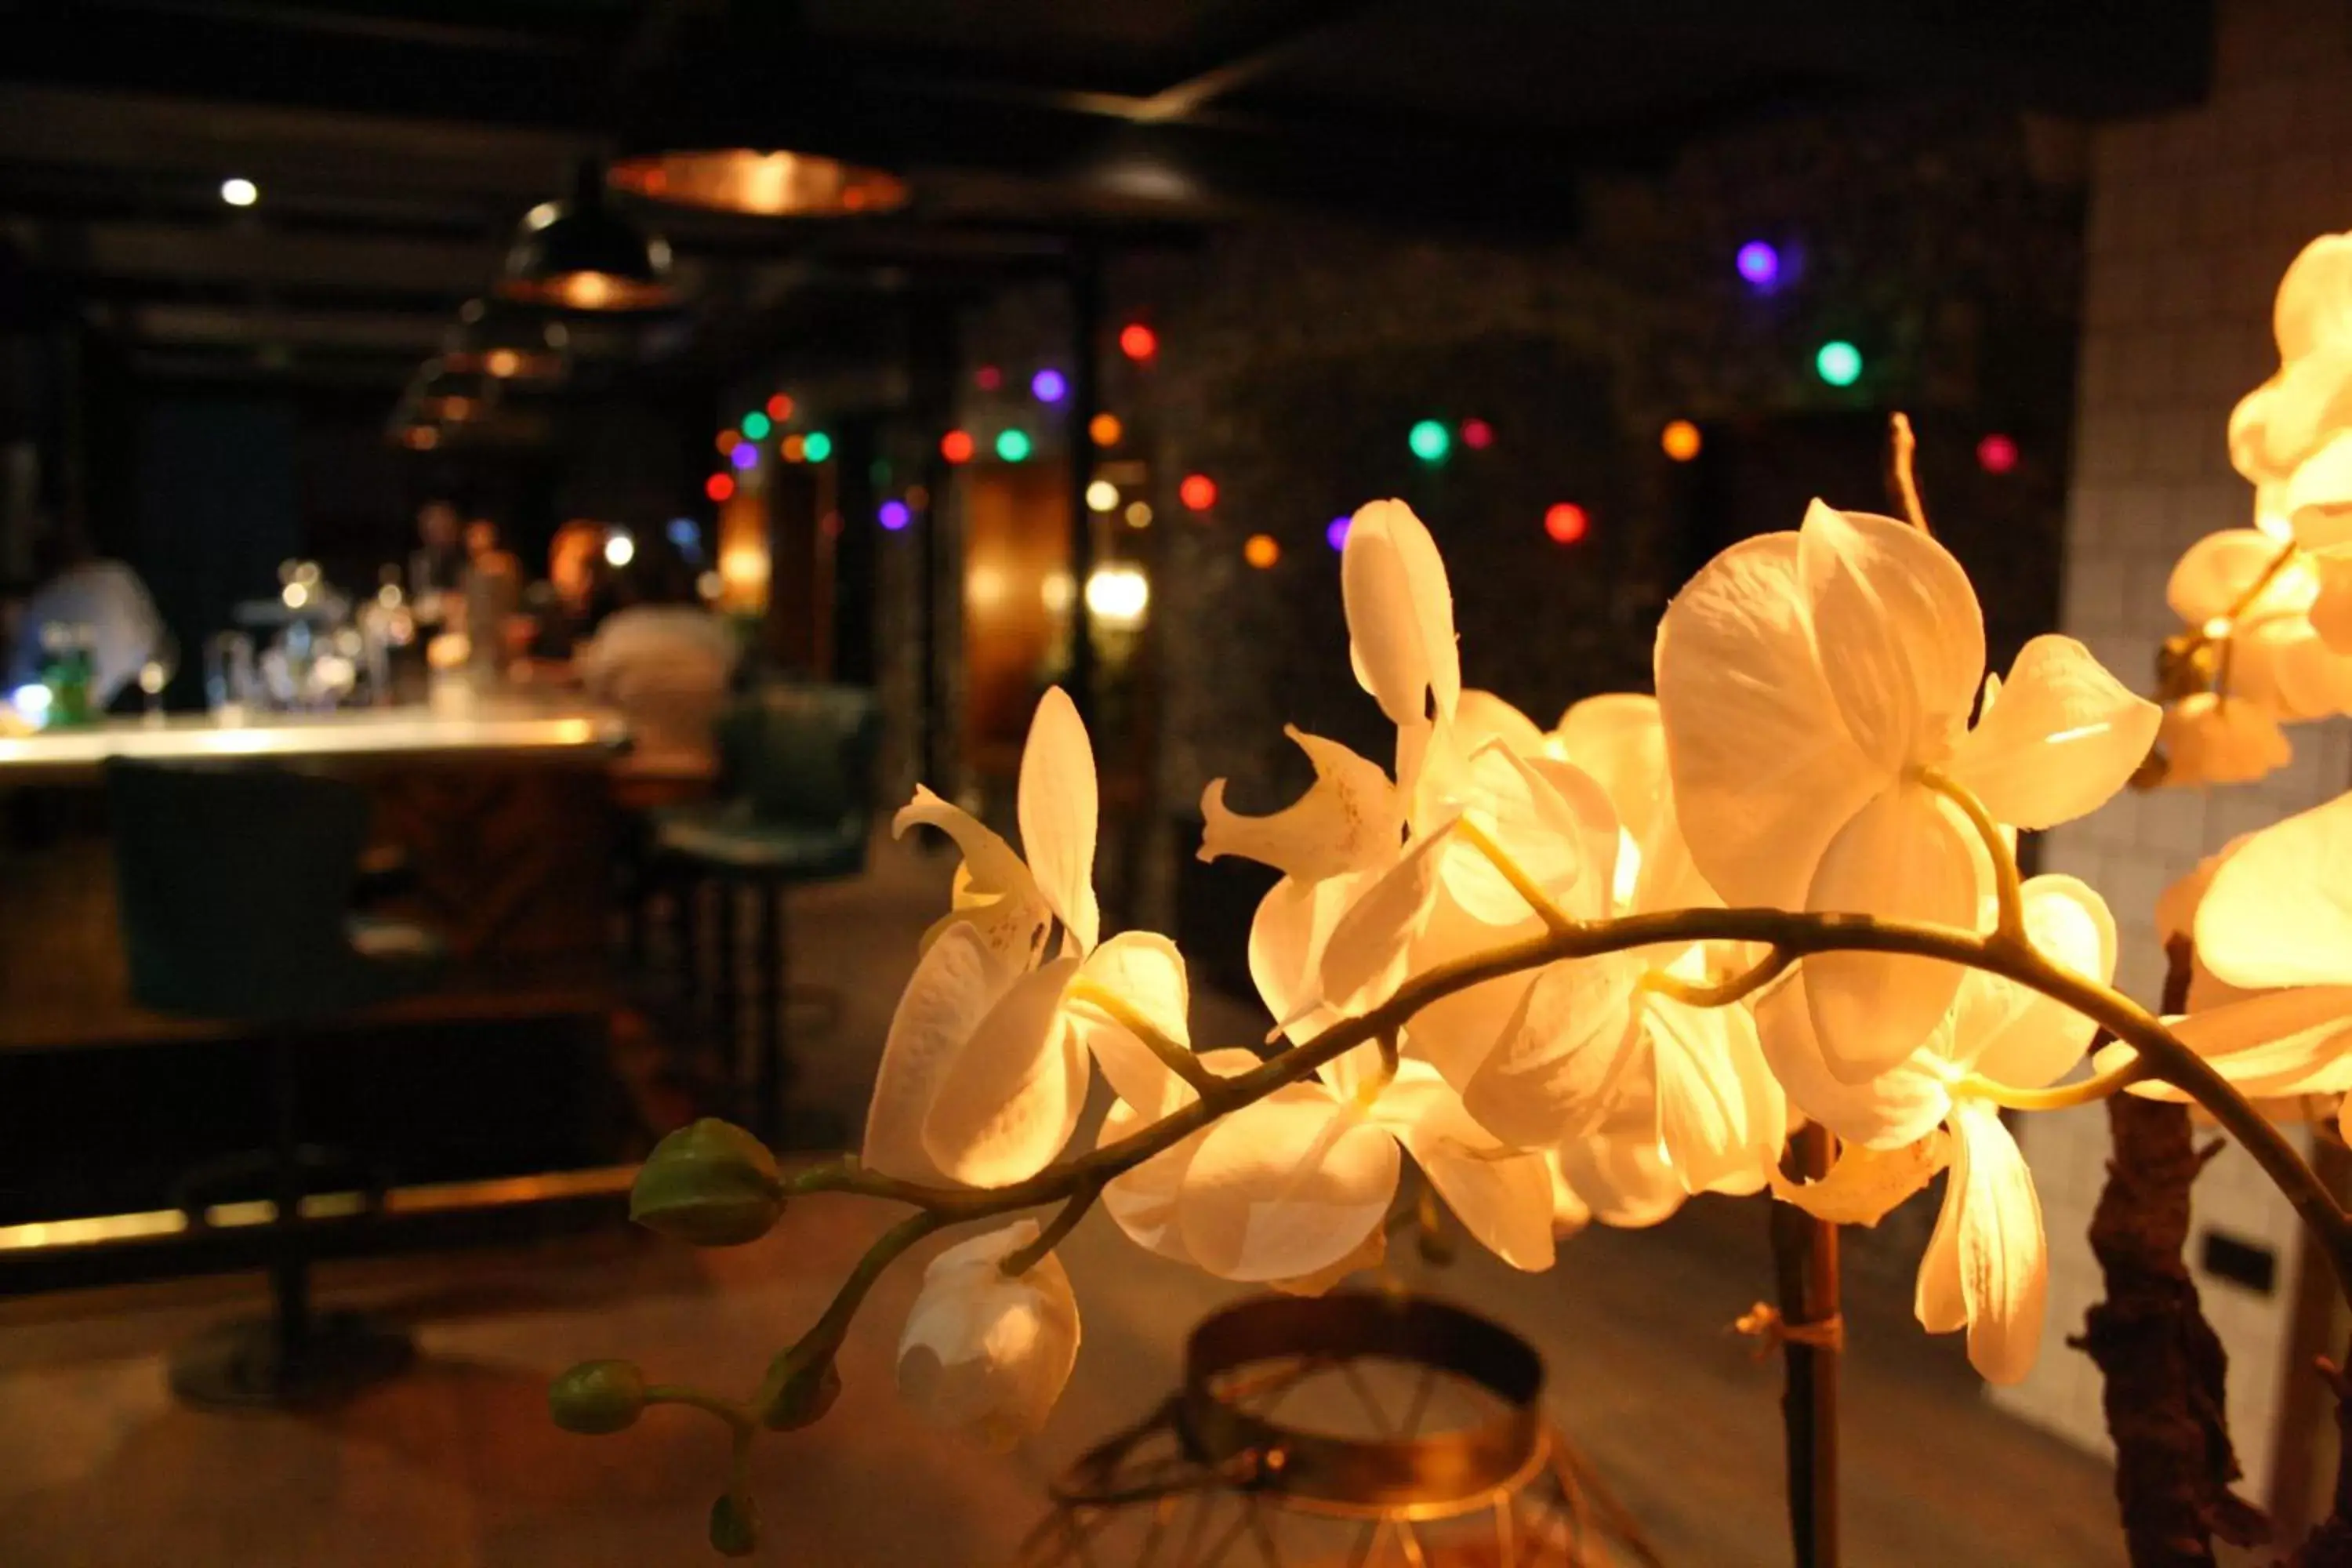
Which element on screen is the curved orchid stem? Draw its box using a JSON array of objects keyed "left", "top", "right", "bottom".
[
  {"left": 1955, "top": 1055, "right": 2154, "bottom": 1112},
  {"left": 1065, "top": 981, "right": 1221, "bottom": 1095},
  {"left": 662, "top": 907, "right": 2352, "bottom": 1457},
  {"left": 1454, "top": 815, "right": 1574, "bottom": 933},
  {"left": 1643, "top": 946, "right": 1795, "bottom": 1007},
  {"left": 1917, "top": 768, "right": 2024, "bottom": 938}
]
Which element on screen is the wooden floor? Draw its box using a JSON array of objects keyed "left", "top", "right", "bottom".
[{"left": 0, "top": 837, "right": 2136, "bottom": 1566}]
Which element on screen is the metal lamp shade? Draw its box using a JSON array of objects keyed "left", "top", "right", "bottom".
[
  {"left": 497, "top": 180, "right": 676, "bottom": 311},
  {"left": 608, "top": 146, "right": 907, "bottom": 217}
]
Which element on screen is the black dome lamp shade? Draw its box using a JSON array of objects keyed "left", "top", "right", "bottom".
[
  {"left": 497, "top": 162, "right": 677, "bottom": 311},
  {"left": 441, "top": 298, "right": 571, "bottom": 382}
]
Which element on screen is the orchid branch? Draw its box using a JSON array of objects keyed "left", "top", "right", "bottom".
[
  {"left": 1918, "top": 768, "right": 2024, "bottom": 938},
  {"left": 1065, "top": 981, "right": 1221, "bottom": 1095},
  {"left": 1000, "top": 1176, "right": 1105, "bottom": 1277},
  {"left": 1642, "top": 946, "right": 1795, "bottom": 1007},
  {"left": 1454, "top": 815, "right": 1573, "bottom": 933},
  {"left": 1954, "top": 1055, "right": 2153, "bottom": 1112}
]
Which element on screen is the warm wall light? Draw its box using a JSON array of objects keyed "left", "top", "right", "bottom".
[
  {"left": 1179, "top": 474, "right": 1217, "bottom": 511},
  {"left": 220, "top": 176, "right": 259, "bottom": 207},
  {"left": 1243, "top": 534, "right": 1280, "bottom": 568},
  {"left": 604, "top": 532, "right": 637, "bottom": 568},
  {"left": 1085, "top": 564, "right": 1150, "bottom": 628},
  {"left": 608, "top": 148, "right": 907, "bottom": 217},
  {"left": 1087, "top": 480, "right": 1120, "bottom": 513},
  {"left": 1125, "top": 502, "right": 1152, "bottom": 529},
  {"left": 1544, "top": 503, "right": 1589, "bottom": 543},
  {"left": 942, "top": 430, "right": 975, "bottom": 463},
  {"left": 1662, "top": 419, "right": 1703, "bottom": 461},
  {"left": 1089, "top": 412, "right": 1123, "bottom": 447}
]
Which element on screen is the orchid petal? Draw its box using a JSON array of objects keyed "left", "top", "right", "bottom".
[
  {"left": 1342, "top": 499, "right": 1459, "bottom": 727},
  {"left": 2200, "top": 792, "right": 2352, "bottom": 987},
  {"left": 1554, "top": 693, "right": 1669, "bottom": 848},
  {"left": 2314, "top": 549, "right": 2352, "bottom": 655},
  {"left": 1802, "top": 784, "right": 1977, "bottom": 1081},
  {"left": 864, "top": 924, "right": 1017, "bottom": 1185},
  {"left": 2275, "top": 233, "right": 2352, "bottom": 359},
  {"left": 920, "top": 957, "right": 1086, "bottom": 1188},
  {"left": 1944, "top": 637, "right": 2160, "bottom": 829},
  {"left": 1250, "top": 873, "right": 1365, "bottom": 1044},
  {"left": 1655, "top": 530, "right": 1879, "bottom": 909},
  {"left": 1461, "top": 953, "right": 1644, "bottom": 1148},
  {"left": 895, "top": 786, "right": 1051, "bottom": 965},
  {"left": 1200, "top": 728, "right": 1403, "bottom": 884},
  {"left": 1177, "top": 1083, "right": 1399, "bottom": 1282},
  {"left": 1947, "top": 1102, "right": 2048, "bottom": 1385},
  {"left": 1377, "top": 1064, "right": 1555, "bottom": 1271},
  {"left": 2158, "top": 694, "right": 2292, "bottom": 787},
  {"left": 1773, "top": 1132, "right": 1948, "bottom": 1226},
  {"left": 1098, "top": 1047, "right": 1265, "bottom": 1263},
  {"left": 1316, "top": 822, "right": 1454, "bottom": 1012},
  {"left": 1555, "top": 1131, "right": 1686, "bottom": 1229},
  {"left": 1016, "top": 687, "right": 1100, "bottom": 953},
  {"left": 2290, "top": 433, "right": 2352, "bottom": 550},
  {"left": 1754, "top": 969, "right": 1952, "bottom": 1148},
  {"left": 2143, "top": 987, "right": 2352, "bottom": 1097},
  {"left": 1442, "top": 745, "right": 1610, "bottom": 925},
  {"left": 1958, "top": 876, "right": 2115, "bottom": 1088},
  {"left": 1798, "top": 501, "right": 1985, "bottom": 773},
  {"left": 1648, "top": 992, "right": 1786, "bottom": 1194},
  {"left": 2165, "top": 529, "right": 2315, "bottom": 623},
  {"left": 1454, "top": 689, "right": 1548, "bottom": 757},
  {"left": 1068, "top": 931, "right": 1193, "bottom": 1116},
  {"left": 1396, "top": 893, "right": 1543, "bottom": 1086}
]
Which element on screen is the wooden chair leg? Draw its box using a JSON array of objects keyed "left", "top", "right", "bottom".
[{"left": 713, "top": 876, "right": 741, "bottom": 1100}]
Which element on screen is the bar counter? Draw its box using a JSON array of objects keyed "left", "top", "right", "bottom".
[{"left": 0, "top": 699, "right": 631, "bottom": 1051}]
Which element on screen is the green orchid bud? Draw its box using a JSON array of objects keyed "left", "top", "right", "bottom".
[
  {"left": 631, "top": 1119, "right": 784, "bottom": 1247},
  {"left": 763, "top": 1353, "right": 842, "bottom": 1432},
  {"left": 709, "top": 1493, "right": 760, "bottom": 1557},
  {"left": 548, "top": 1359, "right": 648, "bottom": 1435}
]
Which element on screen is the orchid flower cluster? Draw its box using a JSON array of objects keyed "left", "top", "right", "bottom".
[
  {"left": 2153, "top": 230, "right": 2352, "bottom": 784},
  {"left": 563, "top": 234, "right": 2352, "bottom": 1563}
]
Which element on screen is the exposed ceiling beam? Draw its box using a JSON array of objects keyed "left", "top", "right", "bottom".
[{"left": 37, "top": 220, "right": 499, "bottom": 299}]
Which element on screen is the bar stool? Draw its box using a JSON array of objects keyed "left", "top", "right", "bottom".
[
  {"left": 106, "top": 759, "right": 445, "bottom": 1408},
  {"left": 652, "top": 684, "right": 878, "bottom": 1144}
]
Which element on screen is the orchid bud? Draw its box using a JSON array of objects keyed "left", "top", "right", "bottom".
[
  {"left": 763, "top": 1352, "right": 843, "bottom": 1432},
  {"left": 548, "top": 1359, "right": 647, "bottom": 1435},
  {"left": 708, "top": 1494, "right": 759, "bottom": 1558},
  {"left": 630, "top": 1119, "right": 783, "bottom": 1247},
  {"left": 895, "top": 1220, "right": 1080, "bottom": 1450}
]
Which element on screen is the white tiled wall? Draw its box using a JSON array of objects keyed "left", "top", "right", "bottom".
[{"left": 1995, "top": 0, "right": 2352, "bottom": 1497}]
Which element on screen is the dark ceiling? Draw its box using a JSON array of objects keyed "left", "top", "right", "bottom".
[{"left": 0, "top": 0, "right": 2215, "bottom": 394}]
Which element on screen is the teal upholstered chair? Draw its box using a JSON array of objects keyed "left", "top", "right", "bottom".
[
  {"left": 107, "top": 759, "right": 443, "bottom": 1407},
  {"left": 653, "top": 683, "right": 879, "bottom": 1142}
]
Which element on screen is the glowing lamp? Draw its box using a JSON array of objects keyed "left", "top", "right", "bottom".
[
  {"left": 220, "top": 177, "right": 259, "bottom": 208},
  {"left": 803, "top": 431, "right": 833, "bottom": 463},
  {"left": 1089, "top": 412, "right": 1123, "bottom": 447},
  {"left": 1976, "top": 434, "right": 2020, "bottom": 474},
  {"left": 717, "top": 430, "right": 741, "bottom": 456},
  {"left": 767, "top": 393, "right": 793, "bottom": 421},
  {"left": 1460, "top": 419, "right": 1494, "bottom": 451},
  {"left": 1119, "top": 323, "right": 1158, "bottom": 361},
  {"left": 1815, "top": 341, "right": 1863, "bottom": 387},
  {"left": 941, "top": 430, "right": 975, "bottom": 463},
  {"left": 1737, "top": 241, "right": 1781, "bottom": 287},
  {"left": 1661, "top": 420, "right": 1703, "bottom": 462},
  {"left": 706, "top": 474, "right": 735, "bottom": 503},
  {"left": 1544, "top": 503, "right": 1589, "bottom": 544},
  {"left": 1032, "top": 368, "right": 1068, "bottom": 404},
  {"left": 1243, "top": 534, "right": 1280, "bottom": 569},
  {"left": 741, "top": 411, "right": 771, "bottom": 441},
  {"left": 1179, "top": 474, "right": 1218, "bottom": 511},
  {"left": 604, "top": 532, "right": 636, "bottom": 568},
  {"left": 1408, "top": 420, "right": 1451, "bottom": 463},
  {"left": 996, "top": 429, "right": 1033, "bottom": 463},
  {"left": 1327, "top": 516, "right": 1352, "bottom": 552},
  {"left": 879, "top": 500, "right": 912, "bottom": 532},
  {"left": 1087, "top": 480, "right": 1120, "bottom": 513}
]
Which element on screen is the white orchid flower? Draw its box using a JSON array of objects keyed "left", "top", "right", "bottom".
[
  {"left": 1757, "top": 873, "right": 2117, "bottom": 1384},
  {"left": 2154, "top": 694, "right": 2292, "bottom": 787},
  {"left": 2229, "top": 233, "right": 2352, "bottom": 489},
  {"left": 2098, "top": 793, "right": 2352, "bottom": 1144},
  {"left": 1098, "top": 1047, "right": 1554, "bottom": 1287},
  {"left": 864, "top": 688, "right": 1192, "bottom": 1188},
  {"left": 1657, "top": 499, "right": 2157, "bottom": 1082},
  {"left": 895, "top": 1220, "right": 1080, "bottom": 1450}
]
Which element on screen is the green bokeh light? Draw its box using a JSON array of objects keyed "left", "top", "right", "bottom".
[
  {"left": 803, "top": 430, "right": 833, "bottom": 463},
  {"left": 996, "top": 429, "right": 1033, "bottom": 463},
  {"left": 1815, "top": 341, "right": 1863, "bottom": 387},
  {"left": 1407, "top": 419, "right": 1451, "bottom": 463},
  {"left": 740, "top": 412, "right": 771, "bottom": 441}
]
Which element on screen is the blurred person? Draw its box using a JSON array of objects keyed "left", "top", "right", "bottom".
[
  {"left": 575, "top": 536, "right": 737, "bottom": 783},
  {"left": 408, "top": 499, "right": 466, "bottom": 618},
  {"left": 4, "top": 526, "right": 162, "bottom": 709}
]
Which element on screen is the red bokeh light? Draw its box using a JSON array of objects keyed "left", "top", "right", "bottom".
[
  {"left": 1544, "top": 503, "right": 1588, "bottom": 544},
  {"left": 975, "top": 365, "right": 1002, "bottom": 391},
  {"left": 706, "top": 473, "right": 736, "bottom": 503},
  {"left": 1179, "top": 474, "right": 1218, "bottom": 511},
  {"left": 766, "top": 392, "right": 794, "bottom": 421},
  {"left": 1976, "top": 433, "right": 2020, "bottom": 474},
  {"left": 940, "top": 430, "right": 976, "bottom": 464},
  {"left": 1461, "top": 418, "right": 1494, "bottom": 450},
  {"left": 1119, "top": 322, "right": 1158, "bottom": 361}
]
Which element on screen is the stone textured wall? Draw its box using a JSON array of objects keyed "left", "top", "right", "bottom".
[{"left": 2003, "top": 0, "right": 2352, "bottom": 1504}]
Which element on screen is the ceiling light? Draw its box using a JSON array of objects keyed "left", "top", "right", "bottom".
[
  {"left": 608, "top": 148, "right": 907, "bottom": 218},
  {"left": 220, "top": 177, "right": 258, "bottom": 207},
  {"left": 498, "top": 164, "right": 677, "bottom": 312}
]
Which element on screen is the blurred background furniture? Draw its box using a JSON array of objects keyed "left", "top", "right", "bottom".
[
  {"left": 652, "top": 683, "right": 878, "bottom": 1144},
  {"left": 107, "top": 758, "right": 445, "bottom": 1406}
]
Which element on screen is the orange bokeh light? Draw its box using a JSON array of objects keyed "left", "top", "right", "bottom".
[
  {"left": 1089, "top": 412, "right": 1123, "bottom": 447},
  {"left": 1243, "top": 534, "right": 1279, "bottom": 569},
  {"left": 717, "top": 430, "right": 740, "bottom": 456},
  {"left": 1661, "top": 420, "right": 1702, "bottom": 462}
]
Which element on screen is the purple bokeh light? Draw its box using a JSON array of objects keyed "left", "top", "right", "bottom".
[
  {"left": 1031, "top": 368, "right": 1068, "bottom": 404},
  {"left": 728, "top": 441, "right": 759, "bottom": 470},
  {"left": 879, "top": 499, "right": 912, "bottom": 532},
  {"left": 1326, "top": 516, "right": 1351, "bottom": 552},
  {"left": 1735, "top": 241, "right": 1781, "bottom": 288}
]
